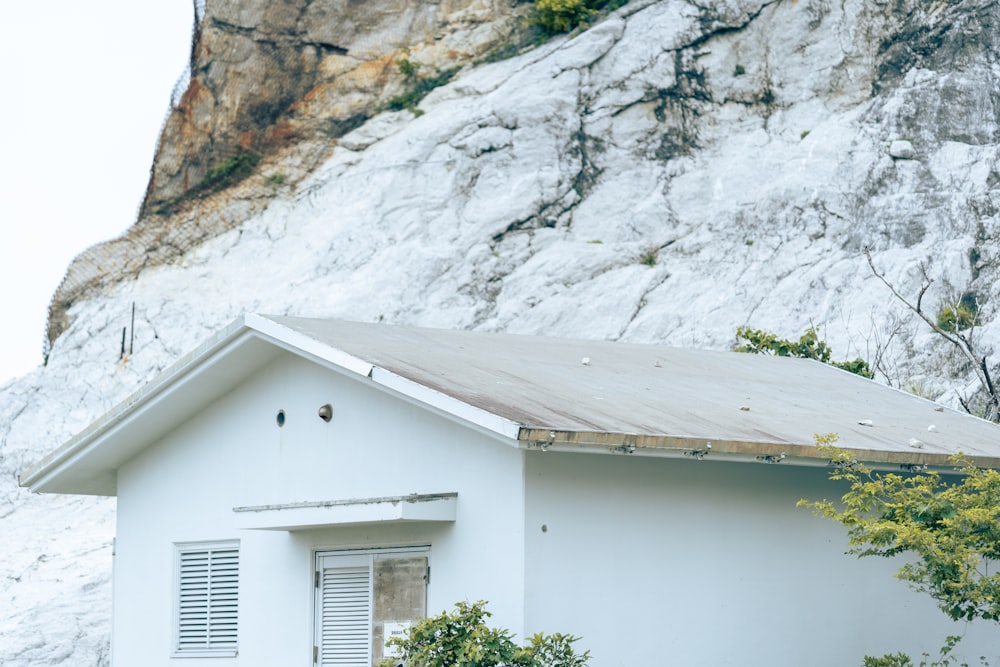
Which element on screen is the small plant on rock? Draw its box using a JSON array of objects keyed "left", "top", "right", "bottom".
[
  {"left": 396, "top": 57, "right": 422, "bottom": 79},
  {"left": 264, "top": 172, "right": 287, "bottom": 190},
  {"left": 936, "top": 293, "right": 979, "bottom": 333},
  {"left": 528, "top": 0, "right": 625, "bottom": 36},
  {"left": 151, "top": 147, "right": 262, "bottom": 215},
  {"left": 383, "top": 57, "right": 461, "bottom": 117},
  {"left": 197, "top": 150, "right": 261, "bottom": 193},
  {"left": 476, "top": 41, "right": 522, "bottom": 65}
]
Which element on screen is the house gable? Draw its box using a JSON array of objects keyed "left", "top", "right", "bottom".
[{"left": 110, "top": 349, "right": 528, "bottom": 665}]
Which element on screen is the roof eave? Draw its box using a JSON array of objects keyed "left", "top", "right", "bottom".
[
  {"left": 515, "top": 428, "right": 999, "bottom": 471},
  {"left": 20, "top": 317, "right": 260, "bottom": 494}
]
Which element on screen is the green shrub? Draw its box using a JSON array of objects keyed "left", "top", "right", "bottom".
[
  {"left": 525, "top": 632, "right": 590, "bottom": 667},
  {"left": 264, "top": 172, "right": 286, "bottom": 189},
  {"left": 864, "top": 654, "right": 914, "bottom": 667},
  {"left": 831, "top": 357, "right": 871, "bottom": 377},
  {"left": 379, "top": 600, "right": 589, "bottom": 667},
  {"left": 396, "top": 57, "right": 422, "bottom": 79},
  {"left": 734, "top": 326, "right": 873, "bottom": 378},
  {"left": 197, "top": 150, "right": 261, "bottom": 193},
  {"left": 528, "top": 0, "right": 625, "bottom": 36},
  {"left": 151, "top": 148, "right": 262, "bottom": 215},
  {"left": 530, "top": 0, "right": 596, "bottom": 34}
]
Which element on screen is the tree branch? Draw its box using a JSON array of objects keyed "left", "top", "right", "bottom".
[{"left": 864, "top": 247, "right": 999, "bottom": 422}]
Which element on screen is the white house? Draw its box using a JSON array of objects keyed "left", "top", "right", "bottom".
[{"left": 21, "top": 314, "right": 1000, "bottom": 666}]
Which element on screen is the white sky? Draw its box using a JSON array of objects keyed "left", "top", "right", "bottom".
[{"left": 0, "top": 2, "right": 193, "bottom": 384}]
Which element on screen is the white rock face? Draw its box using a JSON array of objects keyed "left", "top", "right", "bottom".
[{"left": 4, "top": 0, "right": 1000, "bottom": 663}]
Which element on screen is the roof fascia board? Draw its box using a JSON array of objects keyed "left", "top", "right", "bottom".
[
  {"left": 370, "top": 367, "right": 522, "bottom": 443},
  {"left": 19, "top": 319, "right": 286, "bottom": 495},
  {"left": 516, "top": 428, "right": 997, "bottom": 471},
  {"left": 243, "top": 317, "right": 523, "bottom": 445},
  {"left": 20, "top": 318, "right": 262, "bottom": 492},
  {"left": 244, "top": 313, "right": 374, "bottom": 378},
  {"left": 247, "top": 318, "right": 521, "bottom": 443},
  {"left": 526, "top": 441, "right": 964, "bottom": 474}
]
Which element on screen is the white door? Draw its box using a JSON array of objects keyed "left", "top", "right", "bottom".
[{"left": 314, "top": 548, "right": 428, "bottom": 667}]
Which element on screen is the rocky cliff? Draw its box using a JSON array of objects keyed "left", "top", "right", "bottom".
[
  {"left": 142, "top": 0, "right": 528, "bottom": 211},
  {"left": 5, "top": 0, "right": 1000, "bottom": 663}
]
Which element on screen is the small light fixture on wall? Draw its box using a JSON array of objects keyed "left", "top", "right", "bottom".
[
  {"left": 318, "top": 404, "right": 333, "bottom": 422},
  {"left": 276, "top": 409, "right": 287, "bottom": 427}
]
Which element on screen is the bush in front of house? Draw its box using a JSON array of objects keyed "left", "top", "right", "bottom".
[
  {"left": 862, "top": 635, "right": 984, "bottom": 666},
  {"left": 379, "top": 600, "right": 589, "bottom": 667}
]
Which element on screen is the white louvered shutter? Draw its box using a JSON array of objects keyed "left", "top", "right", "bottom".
[
  {"left": 317, "top": 554, "right": 373, "bottom": 667},
  {"left": 177, "top": 544, "right": 239, "bottom": 653}
]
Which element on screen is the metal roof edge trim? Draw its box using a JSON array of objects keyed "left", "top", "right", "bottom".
[
  {"left": 247, "top": 314, "right": 374, "bottom": 378},
  {"left": 516, "top": 428, "right": 1000, "bottom": 471},
  {"left": 19, "top": 316, "right": 256, "bottom": 491},
  {"left": 370, "top": 367, "right": 522, "bottom": 441}
]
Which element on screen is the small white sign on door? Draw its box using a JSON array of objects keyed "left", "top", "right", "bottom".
[{"left": 383, "top": 621, "right": 412, "bottom": 658}]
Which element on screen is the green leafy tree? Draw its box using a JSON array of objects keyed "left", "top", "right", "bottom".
[
  {"left": 801, "top": 440, "right": 1000, "bottom": 622},
  {"left": 801, "top": 435, "right": 1000, "bottom": 664},
  {"left": 379, "top": 600, "right": 589, "bottom": 667},
  {"left": 734, "top": 326, "right": 873, "bottom": 378}
]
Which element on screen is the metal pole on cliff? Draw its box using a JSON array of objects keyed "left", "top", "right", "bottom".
[{"left": 130, "top": 303, "right": 135, "bottom": 356}]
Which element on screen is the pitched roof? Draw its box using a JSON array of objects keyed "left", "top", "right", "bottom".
[{"left": 21, "top": 313, "right": 1000, "bottom": 495}]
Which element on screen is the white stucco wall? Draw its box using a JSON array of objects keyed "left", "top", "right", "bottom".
[
  {"left": 113, "top": 352, "right": 526, "bottom": 666},
  {"left": 523, "top": 451, "right": 996, "bottom": 667}
]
